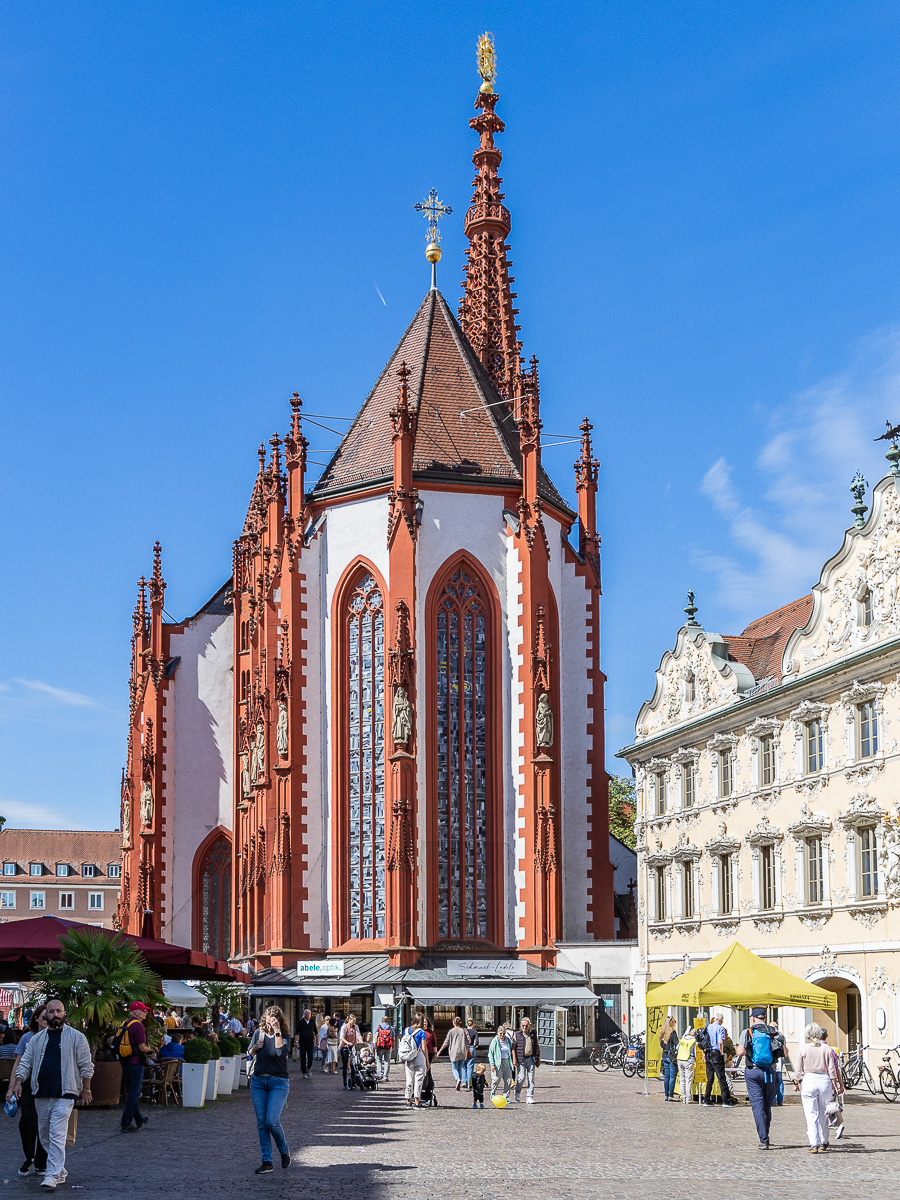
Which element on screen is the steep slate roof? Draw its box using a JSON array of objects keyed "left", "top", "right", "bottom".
[
  {"left": 0, "top": 829, "right": 121, "bottom": 878},
  {"left": 311, "top": 289, "right": 570, "bottom": 514},
  {"left": 722, "top": 594, "right": 814, "bottom": 684}
]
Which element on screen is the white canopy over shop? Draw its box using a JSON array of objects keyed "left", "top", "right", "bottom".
[
  {"left": 161, "top": 980, "right": 207, "bottom": 1007},
  {"left": 248, "top": 984, "right": 370, "bottom": 998},
  {"left": 406, "top": 986, "right": 599, "bottom": 1008}
]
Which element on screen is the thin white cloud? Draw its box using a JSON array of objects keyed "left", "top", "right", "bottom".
[
  {"left": 13, "top": 680, "right": 98, "bottom": 708},
  {"left": 695, "top": 324, "right": 900, "bottom": 625},
  {"left": 0, "top": 796, "right": 84, "bottom": 831}
]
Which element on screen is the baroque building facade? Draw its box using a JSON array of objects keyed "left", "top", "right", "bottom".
[
  {"left": 620, "top": 463, "right": 900, "bottom": 1063},
  {"left": 117, "top": 53, "right": 615, "bottom": 997}
]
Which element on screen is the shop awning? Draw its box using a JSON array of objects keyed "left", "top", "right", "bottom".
[
  {"left": 161, "top": 980, "right": 207, "bottom": 1007},
  {"left": 248, "top": 983, "right": 369, "bottom": 998},
  {"left": 407, "top": 986, "right": 598, "bottom": 1008}
]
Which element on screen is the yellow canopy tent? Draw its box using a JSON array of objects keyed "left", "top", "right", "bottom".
[{"left": 647, "top": 941, "right": 837, "bottom": 1010}]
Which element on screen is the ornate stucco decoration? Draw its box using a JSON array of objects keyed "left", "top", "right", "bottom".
[
  {"left": 810, "top": 947, "right": 858, "bottom": 980},
  {"left": 746, "top": 816, "right": 784, "bottom": 846},
  {"left": 673, "top": 921, "right": 702, "bottom": 936},
  {"left": 840, "top": 679, "right": 887, "bottom": 708},
  {"left": 671, "top": 834, "right": 701, "bottom": 863},
  {"left": 868, "top": 964, "right": 896, "bottom": 996},
  {"left": 713, "top": 920, "right": 740, "bottom": 937},
  {"left": 784, "top": 478, "right": 900, "bottom": 676},
  {"left": 649, "top": 926, "right": 673, "bottom": 940},
  {"left": 798, "top": 912, "right": 831, "bottom": 930},
  {"left": 837, "top": 792, "right": 886, "bottom": 829},
  {"left": 746, "top": 716, "right": 782, "bottom": 739},
  {"left": 848, "top": 905, "right": 887, "bottom": 928},
  {"left": 671, "top": 747, "right": 700, "bottom": 766},
  {"left": 707, "top": 732, "right": 739, "bottom": 753},
  {"left": 752, "top": 915, "right": 783, "bottom": 934},
  {"left": 788, "top": 804, "right": 832, "bottom": 842}
]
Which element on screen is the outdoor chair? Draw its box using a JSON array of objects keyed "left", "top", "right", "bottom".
[{"left": 145, "top": 1058, "right": 181, "bottom": 1106}]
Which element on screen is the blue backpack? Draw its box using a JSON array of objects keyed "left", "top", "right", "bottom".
[{"left": 750, "top": 1027, "right": 773, "bottom": 1066}]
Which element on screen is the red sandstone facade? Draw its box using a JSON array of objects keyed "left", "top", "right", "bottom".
[{"left": 118, "top": 73, "right": 615, "bottom": 971}]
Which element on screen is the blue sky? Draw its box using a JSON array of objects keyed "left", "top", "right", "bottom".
[{"left": 3, "top": 1, "right": 900, "bottom": 829}]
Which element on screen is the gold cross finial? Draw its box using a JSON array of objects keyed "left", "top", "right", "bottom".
[
  {"left": 477, "top": 32, "right": 496, "bottom": 93},
  {"left": 414, "top": 188, "right": 453, "bottom": 265}
]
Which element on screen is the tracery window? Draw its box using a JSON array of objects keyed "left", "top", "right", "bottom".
[
  {"left": 199, "top": 835, "right": 231, "bottom": 961},
  {"left": 346, "top": 572, "right": 385, "bottom": 940},
  {"left": 435, "top": 567, "right": 490, "bottom": 939}
]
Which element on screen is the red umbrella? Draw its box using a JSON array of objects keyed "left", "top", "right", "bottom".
[{"left": 0, "top": 915, "right": 249, "bottom": 983}]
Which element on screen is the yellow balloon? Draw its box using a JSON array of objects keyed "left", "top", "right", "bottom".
[{"left": 491, "top": 1096, "right": 507, "bottom": 1109}]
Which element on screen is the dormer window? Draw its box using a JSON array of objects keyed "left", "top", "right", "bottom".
[
  {"left": 55, "top": 864, "right": 70, "bottom": 878},
  {"left": 2, "top": 863, "right": 15, "bottom": 877},
  {"left": 82, "top": 864, "right": 97, "bottom": 879},
  {"left": 29, "top": 863, "right": 42, "bottom": 877}
]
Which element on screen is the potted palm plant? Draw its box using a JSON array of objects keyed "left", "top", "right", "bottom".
[
  {"left": 182, "top": 1036, "right": 211, "bottom": 1107},
  {"left": 29, "top": 928, "right": 162, "bottom": 1107}
]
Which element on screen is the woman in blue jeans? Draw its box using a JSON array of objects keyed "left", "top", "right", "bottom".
[
  {"left": 464, "top": 1019, "right": 479, "bottom": 1087},
  {"left": 249, "top": 1006, "right": 291, "bottom": 1175},
  {"left": 659, "top": 1016, "right": 679, "bottom": 1100}
]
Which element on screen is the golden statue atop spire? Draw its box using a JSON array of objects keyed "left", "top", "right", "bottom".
[{"left": 477, "top": 31, "right": 496, "bottom": 93}]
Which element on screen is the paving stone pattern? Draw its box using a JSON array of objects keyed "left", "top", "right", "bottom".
[{"left": 0, "top": 1062, "right": 896, "bottom": 1199}]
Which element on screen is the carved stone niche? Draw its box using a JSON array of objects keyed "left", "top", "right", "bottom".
[
  {"left": 746, "top": 817, "right": 784, "bottom": 846},
  {"left": 788, "top": 804, "right": 832, "bottom": 843}
]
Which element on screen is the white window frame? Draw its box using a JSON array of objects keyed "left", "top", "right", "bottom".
[
  {"left": 82, "top": 864, "right": 97, "bottom": 879},
  {"left": 681, "top": 862, "right": 695, "bottom": 920},
  {"left": 682, "top": 761, "right": 695, "bottom": 810},
  {"left": 88, "top": 892, "right": 104, "bottom": 911},
  {"left": 653, "top": 866, "right": 667, "bottom": 922},
  {"left": 759, "top": 734, "right": 777, "bottom": 787},
  {"left": 58, "top": 892, "right": 75, "bottom": 911},
  {"left": 0, "top": 892, "right": 15, "bottom": 909},
  {"left": 805, "top": 719, "right": 824, "bottom": 774},
  {"left": 718, "top": 749, "right": 733, "bottom": 798},
  {"left": 29, "top": 863, "right": 42, "bottom": 877},
  {"left": 804, "top": 835, "right": 824, "bottom": 906},
  {"left": 857, "top": 702, "right": 879, "bottom": 759},
  {"left": 29, "top": 891, "right": 45, "bottom": 910},
  {"left": 654, "top": 772, "right": 667, "bottom": 816},
  {"left": 719, "top": 854, "right": 734, "bottom": 916},
  {"left": 55, "top": 863, "right": 70, "bottom": 878},
  {"left": 858, "top": 826, "right": 879, "bottom": 899},
  {"left": 108, "top": 863, "right": 121, "bottom": 879},
  {"left": 2, "top": 863, "right": 15, "bottom": 877},
  {"left": 759, "top": 844, "right": 777, "bottom": 911}
]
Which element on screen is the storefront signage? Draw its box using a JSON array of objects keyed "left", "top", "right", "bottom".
[
  {"left": 447, "top": 959, "right": 528, "bottom": 977},
  {"left": 293, "top": 960, "right": 344, "bottom": 978}
]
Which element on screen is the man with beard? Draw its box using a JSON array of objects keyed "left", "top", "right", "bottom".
[{"left": 12, "top": 998, "right": 93, "bottom": 1192}]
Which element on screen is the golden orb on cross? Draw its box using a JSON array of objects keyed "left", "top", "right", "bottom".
[
  {"left": 425, "top": 242, "right": 442, "bottom": 264},
  {"left": 414, "top": 189, "right": 452, "bottom": 269}
]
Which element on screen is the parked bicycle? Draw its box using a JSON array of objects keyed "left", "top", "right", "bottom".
[
  {"left": 622, "top": 1034, "right": 645, "bottom": 1079},
  {"left": 879, "top": 1045, "right": 900, "bottom": 1102},
  {"left": 590, "top": 1034, "right": 627, "bottom": 1073},
  {"left": 841, "top": 1044, "right": 876, "bottom": 1094}
]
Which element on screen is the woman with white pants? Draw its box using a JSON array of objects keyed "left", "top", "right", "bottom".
[
  {"left": 793, "top": 1023, "right": 843, "bottom": 1153},
  {"left": 401, "top": 1016, "right": 429, "bottom": 1108}
]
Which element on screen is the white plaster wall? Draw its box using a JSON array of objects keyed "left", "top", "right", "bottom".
[
  {"left": 165, "top": 609, "right": 234, "bottom": 947},
  {"left": 320, "top": 495, "right": 390, "bottom": 946},
  {"left": 297, "top": 538, "right": 326, "bottom": 949},
  {"left": 557, "top": 552, "right": 594, "bottom": 941},
  {"left": 415, "top": 488, "right": 517, "bottom": 945}
]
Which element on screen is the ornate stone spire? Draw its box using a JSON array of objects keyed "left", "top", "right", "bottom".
[{"left": 458, "top": 34, "right": 523, "bottom": 401}]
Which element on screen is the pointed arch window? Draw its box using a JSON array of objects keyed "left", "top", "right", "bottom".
[
  {"left": 198, "top": 835, "right": 231, "bottom": 961},
  {"left": 345, "top": 572, "right": 386, "bottom": 939},
  {"left": 435, "top": 566, "right": 491, "bottom": 939}
]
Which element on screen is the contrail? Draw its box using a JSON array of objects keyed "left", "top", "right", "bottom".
[{"left": 373, "top": 281, "right": 387, "bottom": 306}]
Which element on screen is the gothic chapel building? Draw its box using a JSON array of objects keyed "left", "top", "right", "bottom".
[{"left": 118, "top": 53, "right": 615, "bottom": 993}]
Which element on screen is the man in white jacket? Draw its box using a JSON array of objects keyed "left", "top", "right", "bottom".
[{"left": 11, "top": 998, "right": 93, "bottom": 1192}]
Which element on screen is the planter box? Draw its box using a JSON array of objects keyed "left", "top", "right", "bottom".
[
  {"left": 182, "top": 1061, "right": 208, "bottom": 1108},
  {"left": 217, "top": 1056, "right": 236, "bottom": 1095},
  {"left": 205, "top": 1059, "right": 220, "bottom": 1101},
  {"left": 89, "top": 1060, "right": 122, "bottom": 1107},
  {"left": 238, "top": 1057, "right": 249, "bottom": 1087}
]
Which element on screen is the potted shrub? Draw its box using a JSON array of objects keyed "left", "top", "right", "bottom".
[
  {"left": 29, "top": 929, "right": 162, "bottom": 1107},
  {"left": 205, "top": 1038, "right": 222, "bottom": 1101},
  {"left": 182, "top": 1037, "right": 211, "bottom": 1107},
  {"left": 218, "top": 1034, "right": 241, "bottom": 1094}
]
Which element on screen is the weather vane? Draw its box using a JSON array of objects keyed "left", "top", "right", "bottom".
[
  {"left": 876, "top": 419, "right": 900, "bottom": 477},
  {"left": 414, "top": 188, "right": 453, "bottom": 286},
  {"left": 477, "top": 31, "right": 496, "bottom": 93}
]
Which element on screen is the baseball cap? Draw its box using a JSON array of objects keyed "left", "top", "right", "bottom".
[
  {"left": 129, "top": 1001, "right": 151, "bottom": 1013},
  {"left": 750, "top": 1006, "right": 767, "bottom": 1019}
]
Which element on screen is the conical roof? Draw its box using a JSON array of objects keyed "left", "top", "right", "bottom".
[{"left": 311, "top": 289, "right": 569, "bottom": 514}]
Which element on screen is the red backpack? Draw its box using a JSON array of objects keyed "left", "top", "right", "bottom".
[{"left": 375, "top": 1025, "right": 393, "bottom": 1050}]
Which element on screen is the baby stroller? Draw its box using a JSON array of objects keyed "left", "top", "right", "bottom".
[
  {"left": 419, "top": 1068, "right": 438, "bottom": 1107},
  {"left": 350, "top": 1044, "right": 379, "bottom": 1091}
]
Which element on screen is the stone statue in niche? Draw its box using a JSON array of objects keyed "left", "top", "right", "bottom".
[
  {"left": 121, "top": 792, "right": 131, "bottom": 843},
  {"left": 255, "top": 721, "right": 266, "bottom": 779},
  {"left": 140, "top": 780, "right": 153, "bottom": 827},
  {"left": 536, "top": 692, "right": 553, "bottom": 748},
  {"left": 883, "top": 820, "right": 900, "bottom": 901},
  {"left": 276, "top": 699, "right": 289, "bottom": 759},
  {"left": 392, "top": 686, "right": 413, "bottom": 746},
  {"left": 241, "top": 752, "right": 251, "bottom": 797}
]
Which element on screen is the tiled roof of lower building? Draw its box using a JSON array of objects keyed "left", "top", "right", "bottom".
[
  {"left": 722, "top": 594, "right": 813, "bottom": 683},
  {"left": 0, "top": 829, "right": 121, "bottom": 879}
]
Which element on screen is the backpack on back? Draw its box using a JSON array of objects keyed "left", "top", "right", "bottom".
[
  {"left": 750, "top": 1027, "right": 774, "bottom": 1066},
  {"left": 398, "top": 1031, "right": 420, "bottom": 1063},
  {"left": 112, "top": 1019, "right": 139, "bottom": 1062},
  {"left": 375, "top": 1026, "right": 394, "bottom": 1050},
  {"left": 694, "top": 1025, "right": 712, "bottom": 1054}
]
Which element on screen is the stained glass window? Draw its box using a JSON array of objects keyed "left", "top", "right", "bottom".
[
  {"left": 199, "top": 836, "right": 231, "bottom": 960},
  {"left": 346, "top": 572, "right": 386, "bottom": 939},
  {"left": 435, "top": 567, "right": 489, "bottom": 939}
]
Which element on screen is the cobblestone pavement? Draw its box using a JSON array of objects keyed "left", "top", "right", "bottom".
[{"left": 0, "top": 1063, "right": 897, "bottom": 1199}]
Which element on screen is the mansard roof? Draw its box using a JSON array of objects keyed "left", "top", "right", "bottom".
[
  {"left": 721, "top": 594, "right": 813, "bottom": 684},
  {"left": 310, "top": 288, "right": 570, "bottom": 514}
]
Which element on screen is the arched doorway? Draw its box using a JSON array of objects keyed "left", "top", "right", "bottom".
[{"left": 812, "top": 975, "right": 863, "bottom": 1053}]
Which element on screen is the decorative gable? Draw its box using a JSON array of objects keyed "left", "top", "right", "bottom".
[
  {"left": 785, "top": 477, "right": 900, "bottom": 677},
  {"left": 635, "top": 627, "right": 755, "bottom": 741}
]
